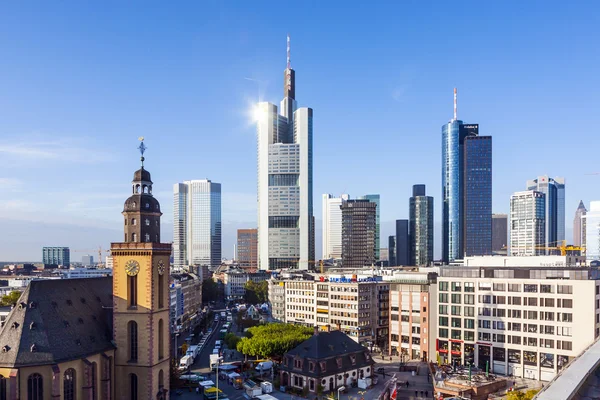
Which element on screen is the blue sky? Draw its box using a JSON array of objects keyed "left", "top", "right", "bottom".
[{"left": 0, "top": 1, "right": 599, "bottom": 261}]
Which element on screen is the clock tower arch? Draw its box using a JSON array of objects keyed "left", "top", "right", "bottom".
[{"left": 112, "top": 139, "right": 171, "bottom": 399}]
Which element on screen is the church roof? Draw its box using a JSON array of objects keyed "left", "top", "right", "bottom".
[
  {"left": 0, "top": 277, "right": 115, "bottom": 367},
  {"left": 133, "top": 167, "right": 152, "bottom": 183}
]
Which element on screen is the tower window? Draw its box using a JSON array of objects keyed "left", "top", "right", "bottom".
[
  {"left": 125, "top": 219, "right": 128, "bottom": 226},
  {"left": 158, "top": 369, "right": 164, "bottom": 390},
  {"left": 128, "top": 275, "right": 137, "bottom": 308},
  {"left": 27, "top": 373, "right": 43, "bottom": 400},
  {"left": 158, "top": 274, "right": 164, "bottom": 308},
  {"left": 128, "top": 321, "right": 138, "bottom": 362},
  {"left": 132, "top": 218, "right": 137, "bottom": 226},
  {"left": 63, "top": 368, "right": 76, "bottom": 400},
  {"left": 158, "top": 319, "right": 164, "bottom": 359},
  {"left": 144, "top": 233, "right": 150, "bottom": 242},
  {"left": 145, "top": 203, "right": 150, "bottom": 208},
  {"left": 129, "top": 373, "right": 138, "bottom": 399},
  {"left": 132, "top": 233, "right": 137, "bottom": 242},
  {"left": 145, "top": 219, "right": 150, "bottom": 226}
]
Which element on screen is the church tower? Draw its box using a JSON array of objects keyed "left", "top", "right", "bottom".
[{"left": 112, "top": 139, "right": 171, "bottom": 399}]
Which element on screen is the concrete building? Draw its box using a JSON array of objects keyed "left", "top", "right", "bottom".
[
  {"left": 173, "top": 179, "right": 222, "bottom": 268},
  {"left": 257, "top": 36, "right": 314, "bottom": 270},
  {"left": 573, "top": 200, "right": 587, "bottom": 248},
  {"left": 236, "top": 229, "right": 258, "bottom": 270},
  {"left": 462, "top": 255, "right": 586, "bottom": 268},
  {"left": 358, "top": 194, "right": 381, "bottom": 260},
  {"left": 62, "top": 267, "right": 112, "bottom": 279},
  {"left": 410, "top": 185, "right": 434, "bottom": 266},
  {"left": 170, "top": 273, "right": 202, "bottom": 332},
  {"left": 341, "top": 200, "right": 377, "bottom": 269},
  {"left": 81, "top": 254, "right": 94, "bottom": 266},
  {"left": 322, "top": 194, "right": 349, "bottom": 260},
  {"left": 431, "top": 265, "right": 600, "bottom": 381},
  {"left": 527, "top": 176, "right": 566, "bottom": 251},
  {"left": 583, "top": 201, "right": 600, "bottom": 263},
  {"left": 492, "top": 214, "right": 508, "bottom": 255},
  {"left": 395, "top": 219, "right": 410, "bottom": 266},
  {"left": 42, "top": 246, "right": 70, "bottom": 267},
  {"left": 510, "top": 190, "right": 546, "bottom": 256},
  {"left": 170, "top": 282, "right": 184, "bottom": 330},
  {"left": 223, "top": 268, "right": 270, "bottom": 300}
]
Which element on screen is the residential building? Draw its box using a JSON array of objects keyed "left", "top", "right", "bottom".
[
  {"left": 358, "top": 194, "right": 381, "bottom": 260},
  {"left": 257, "top": 36, "right": 314, "bottom": 270},
  {"left": 492, "top": 214, "right": 508, "bottom": 255},
  {"left": 171, "top": 273, "right": 202, "bottom": 331},
  {"left": 170, "top": 282, "right": 184, "bottom": 330},
  {"left": 526, "top": 176, "right": 566, "bottom": 251},
  {"left": 237, "top": 229, "right": 258, "bottom": 270},
  {"left": 583, "top": 201, "right": 600, "bottom": 263},
  {"left": 395, "top": 220, "right": 410, "bottom": 266},
  {"left": 510, "top": 190, "right": 546, "bottom": 256},
  {"left": 81, "top": 254, "right": 94, "bottom": 266},
  {"left": 341, "top": 200, "right": 377, "bottom": 269},
  {"left": 432, "top": 265, "right": 600, "bottom": 381},
  {"left": 268, "top": 278, "right": 286, "bottom": 321},
  {"left": 573, "top": 200, "right": 587, "bottom": 247},
  {"left": 62, "top": 267, "right": 112, "bottom": 279},
  {"left": 464, "top": 136, "right": 492, "bottom": 256},
  {"left": 42, "top": 246, "right": 70, "bottom": 267},
  {"left": 442, "top": 89, "right": 492, "bottom": 262},
  {"left": 322, "top": 194, "right": 349, "bottom": 260},
  {"left": 409, "top": 184, "right": 434, "bottom": 266},
  {"left": 279, "top": 330, "right": 374, "bottom": 394},
  {"left": 173, "top": 179, "right": 222, "bottom": 268},
  {"left": 223, "top": 268, "right": 270, "bottom": 300},
  {"left": 388, "top": 236, "right": 396, "bottom": 266}
]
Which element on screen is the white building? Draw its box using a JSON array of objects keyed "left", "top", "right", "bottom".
[
  {"left": 431, "top": 265, "right": 600, "bottom": 381},
  {"left": 105, "top": 255, "right": 114, "bottom": 269},
  {"left": 173, "top": 179, "right": 222, "bottom": 268},
  {"left": 257, "top": 36, "right": 314, "bottom": 270},
  {"left": 223, "top": 268, "right": 270, "bottom": 300},
  {"left": 462, "top": 255, "right": 586, "bottom": 268},
  {"left": 62, "top": 267, "right": 112, "bottom": 279},
  {"left": 322, "top": 194, "right": 349, "bottom": 260},
  {"left": 583, "top": 201, "right": 600, "bottom": 263},
  {"left": 510, "top": 190, "right": 546, "bottom": 256}
]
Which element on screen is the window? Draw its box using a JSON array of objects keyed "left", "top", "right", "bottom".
[
  {"left": 479, "top": 320, "right": 491, "bottom": 329},
  {"left": 541, "top": 284, "right": 553, "bottom": 293},
  {"left": 145, "top": 219, "right": 150, "bottom": 226},
  {"left": 562, "top": 299, "right": 573, "bottom": 308},
  {"left": 511, "top": 296, "right": 522, "bottom": 305},
  {"left": 451, "top": 318, "right": 461, "bottom": 328},
  {"left": 132, "top": 218, "right": 137, "bottom": 225},
  {"left": 524, "top": 284, "right": 538, "bottom": 293},
  {"left": 541, "top": 312, "right": 554, "bottom": 321},
  {"left": 494, "top": 296, "right": 506, "bottom": 305},
  {"left": 439, "top": 293, "right": 448, "bottom": 303},
  {"left": 465, "top": 319, "right": 475, "bottom": 329},
  {"left": 451, "top": 282, "right": 461, "bottom": 292},
  {"left": 527, "top": 337, "right": 538, "bottom": 346},
  {"left": 451, "top": 306, "right": 461, "bottom": 316},
  {"left": 128, "top": 321, "right": 138, "bottom": 361},
  {"left": 439, "top": 282, "right": 448, "bottom": 291},
  {"left": 527, "top": 297, "right": 538, "bottom": 306},
  {"left": 158, "top": 319, "right": 164, "bottom": 360},
  {"left": 439, "top": 305, "right": 448, "bottom": 315},
  {"left": 508, "top": 283, "right": 521, "bottom": 292},
  {"left": 132, "top": 233, "right": 137, "bottom": 242},
  {"left": 451, "top": 294, "right": 461, "bottom": 304},
  {"left": 480, "top": 295, "right": 492, "bottom": 304},
  {"left": 27, "top": 373, "right": 43, "bottom": 400},
  {"left": 439, "top": 316, "right": 448, "bottom": 327},
  {"left": 0, "top": 375, "right": 5, "bottom": 400},
  {"left": 558, "top": 285, "right": 573, "bottom": 294},
  {"left": 543, "top": 298, "right": 555, "bottom": 307},
  {"left": 64, "top": 368, "right": 76, "bottom": 400},
  {"left": 464, "top": 294, "right": 474, "bottom": 305},
  {"left": 478, "top": 332, "right": 491, "bottom": 341},
  {"left": 493, "top": 283, "right": 506, "bottom": 291},
  {"left": 558, "top": 341, "right": 573, "bottom": 351},
  {"left": 464, "top": 306, "right": 475, "bottom": 317},
  {"left": 128, "top": 275, "right": 137, "bottom": 308},
  {"left": 560, "top": 313, "right": 573, "bottom": 322},
  {"left": 464, "top": 331, "right": 475, "bottom": 341},
  {"left": 540, "top": 339, "right": 554, "bottom": 348},
  {"left": 542, "top": 326, "right": 555, "bottom": 335},
  {"left": 130, "top": 374, "right": 138, "bottom": 400},
  {"left": 144, "top": 233, "right": 150, "bottom": 242},
  {"left": 158, "top": 274, "right": 164, "bottom": 308},
  {"left": 451, "top": 330, "right": 461, "bottom": 340},
  {"left": 439, "top": 328, "right": 448, "bottom": 338},
  {"left": 158, "top": 370, "right": 164, "bottom": 390},
  {"left": 493, "top": 321, "right": 505, "bottom": 330},
  {"left": 464, "top": 282, "right": 475, "bottom": 292}
]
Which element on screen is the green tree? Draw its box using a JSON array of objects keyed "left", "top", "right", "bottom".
[
  {"left": 236, "top": 323, "right": 313, "bottom": 358},
  {"left": 506, "top": 389, "right": 539, "bottom": 400},
  {"left": 202, "top": 279, "right": 219, "bottom": 303},
  {"left": 224, "top": 332, "right": 241, "bottom": 349},
  {"left": 0, "top": 291, "right": 21, "bottom": 306},
  {"left": 244, "top": 281, "right": 268, "bottom": 304}
]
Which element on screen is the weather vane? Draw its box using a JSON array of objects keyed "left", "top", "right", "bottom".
[{"left": 138, "top": 136, "right": 146, "bottom": 167}]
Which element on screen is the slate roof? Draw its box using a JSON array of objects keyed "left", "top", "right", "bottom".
[
  {"left": 133, "top": 167, "right": 152, "bottom": 183},
  {"left": 281, "top": 331, "right": 374, "bottom": 378},
  {"left": 0, "top": 277, "right": 115, "bottom": 367}
]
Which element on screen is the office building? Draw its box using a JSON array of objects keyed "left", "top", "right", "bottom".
[
  {"left": 432, "top": 265, "right": 600, "bottom": 381},
  {"left": 237, "top": 229, "right": 258, "bottom": 270},
  {"left": 492, "top": 214, "right": 508, "bottom": 255},
  {"left": 583, "top": 201, "right": 600, "bottom": 263},
  {"left": 173, "top": 179, "right": 222, "bottom": 268},
  {"left": 573, "top": 200, "right": 587, "bottom": 247},
  {"left": 42, "top": 246, "right": 70, "bottom": 267},
  {"left": 322, "top": 194, "right": 349, "bottom": 260},
  {"left": 257, "top": 35, "right": 314, "bottom": 270},
  {"left": 358, "top": 194, "right": 381, "bottom": 260},
  {"left": 510, "top": 190, "right": 546, "bottom": 256},
  {"left": 441, "top": 89, "right": 493, "bottom": 262},
  {"left": 464, "top": 136, "right": 492, "bottom": 256},
  {"left": 224, "top": 268, "right": 270, "bottom": 300},
  {"left": 462, "top": 255, "right": 586, "bottom": 268},
  {"left": 341, "top": 199, "right": 377, "bottom": 269},
  {"left": 395, "top": 219, "right": 410, "bottom": 266},
  {"left": 81, "top": 254, "right": 94, "bottom": 266},
  {"left": 388, "top": 236, "right": 396, "bottom": 266},
  {"left": 409, "top": 184, "right": 434, "bottom": 266},
  {"left": 62, "top": 267, "right": 112, "bottom": 279},
  {"left": 526, "top": 176, "right": 566, "bottom": 251}
]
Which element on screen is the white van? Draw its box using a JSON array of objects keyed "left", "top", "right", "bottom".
[
  {"left": 178, "top": 355, "right": 193, "bottom": 371},
  {"left": 212, "top": 348, "right": 219, "bottom": 355},
  {"left": 255, "top": 361, "right": 273, "bottom": 371}
]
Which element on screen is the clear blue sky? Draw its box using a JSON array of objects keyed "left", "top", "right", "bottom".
[{"left": 0, "top": 1, "right": 599, "bottom": 261}]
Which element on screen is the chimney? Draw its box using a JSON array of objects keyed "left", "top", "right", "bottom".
[{"left": 313, "top": 326, "right": 319, "bottom": 336}]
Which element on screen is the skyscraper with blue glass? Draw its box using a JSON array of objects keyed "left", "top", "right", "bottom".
[{"left": 526, "top": 176, "right": 565, "bottom": 252}]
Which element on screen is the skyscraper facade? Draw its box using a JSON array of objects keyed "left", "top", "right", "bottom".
[
  {"left": 573, "top": 200, "right": 587, "bottom": 247},
  {"left": 583, "top": 201, "right": 600, "bottom": 262},
  {"left": 409, "top": 184, "right": 434, "bottom": 266},
  {"left": 526, "top": 176, "right": 565, "bottom": 251},
  {"left": 395, "top": 219, "right": 410, "bottom": 266},
  {"left": 322, "top": 194, "right": 349, "bottom": 260},
  {"left": 237, "top": 229, "right": 258, "bottom": 270},
  {"left": 492, "top": 214, "right": 508, "bottom": 255},
  {"left": 341, "top": 199, "right": 376, "bottom": 269},
  {"left": 388, "top": 236, "right": 396, "bottom": 266},
  {"left": 173, "top": 180, "right": 222, "bottom": 268},
  {"left": 257, "top": 36, "right": 314, "bottom": 270},
  {"left": 358, "top": 194, "right": 381, "bottom": 260},
  {"left": 42, "top": 246, "right": 70, "bottom": 267},
  {"left": 441, "top": 89, "right": 492, "bottom": 262},
  {"left": 510, "top": 190, "right": 546, "bottom": 256}
]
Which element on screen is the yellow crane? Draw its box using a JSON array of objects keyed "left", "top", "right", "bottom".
[{"left": 534, "top": 240, "right": 585, "bottom": 256}]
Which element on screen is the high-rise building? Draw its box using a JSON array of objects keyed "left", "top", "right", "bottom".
[
  {"left": 573, "top": 200, "right": 587, "bottom": 247},
  {"left": 173, "top": 179, "right": 222, "bottom": 268},
  {"left": 441, "top": 89, "right": 492, "bottom": 262},
  {"left": 409, "top": 184, "right": 434, "bottom": 266},
  {"left": 257, "top": 36, "right": 314, "bottom": 270},
  {"left": 395, "top": 219, "right": 410, "bottom": 266},
  {"left": 388, "top": 236, "right": 396, "bottom": 266},
  {"left": 492, "top": 214, "right": 508, "bottom": 255},
  {"left": 526, "top": 176, "right": 566, "bottom": 251},
  {"left": 464, "top": 136, "right": 492, "bottom": 256},
  {"left": 322, "top": 194, "right": 349, "bottom": 260},
  {"left": 42, "top": 246, "right": 70, "bottom": 267},
  {"left": 237, "top": 229, "right": 258, "bottom": 270},
  {"left": 81, "top": 254, "right": 94, "bottom": 266},
  {"left": 341, "top": 199, "right": 376, "bottom": 269},
  {"left": 358, "top": 194, "right": 381, "bottom": 260},
  {"left": 510, "top": 190, "right": 546, "bottom": 256},
  {"left": 583, "top": 201, "right": 600, "bottom": 262}
]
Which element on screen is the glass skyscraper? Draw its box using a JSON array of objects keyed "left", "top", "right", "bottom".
[
  {"left": 526, "top": 176, "right": 565, "bottom": 251},
  {"left": 173, "top": 180, "right": 222, "bottom": 268},
  {"left": 42, "top": 246, "right": 70, "bottom": 267},
  {"left": 358, "top": 194, "right": 381, "bottom": 260},
  {"left": 322, "top": 194, "right": 349, "bottom": 260},
  {"left": 409, "top": 184, "right": 434, "bottom": 266},
  {"left": 583, "top": 201, "right": 600, "bottom": 262},
  {"left": 510, "top": 190, "right": 546, "bottom": 256}
]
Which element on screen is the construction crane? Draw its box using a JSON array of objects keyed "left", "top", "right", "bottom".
[
  {"left": 502, "top": 241, "right": 585, "bottom": 256},
  {"left": 72, "top": 246, "right": 111, "bottom": 266}
]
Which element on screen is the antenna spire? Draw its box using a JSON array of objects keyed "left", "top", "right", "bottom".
[
  {"left": 453, "top": 88, "right": 457, "bottom": 120},
  {"left": 138, "top": 136, "right": 146, "bottom": 167},
  {"left": 287, "top": 34, "right": 291, "bottom": 69}
]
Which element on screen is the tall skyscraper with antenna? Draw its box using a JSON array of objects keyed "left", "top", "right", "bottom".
[{"left": 256, "top": 36, "right": 314, "bottom": 270}]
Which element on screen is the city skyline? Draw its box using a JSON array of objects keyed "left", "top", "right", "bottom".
[{"left": 0, "top": 2, "right": 599, "bottom": 261}]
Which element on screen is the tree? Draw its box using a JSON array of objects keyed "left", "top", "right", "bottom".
[
  {"left": 244, "top": 281, "right": 268, "bottom": 304},
  {"left": 224, "top": 332, "right": 241, "bottom": 350},
  {"left": 202, "top": 279, "right": 219, "bottom": 303},
  {"left": 236, "top": 323, "right": 313, "bottom": 358},
  {"left": 506, "top": 389, "right": 539, "bottom": 400},
  {"left": 0, "top": 291, "right": 21, "bottom": 306}
]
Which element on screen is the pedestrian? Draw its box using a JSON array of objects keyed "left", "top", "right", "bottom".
[
  {"left": 513, "top": 380, "right": 516, "bottom": 388},
  {"left": 421, "top": 390, "right": 423, "bottom": 397},
  {"left": 196, "top": 387, "right": 200, "bottom": 395},
  {"left": 425, "top": 390, "right": 428, "bottom": 397},
  {"left": 415, "top": 390, "right": 418, "bottom": 397},
  {"left": 406, "top": 381, "right": 409, "bottom": 388}
]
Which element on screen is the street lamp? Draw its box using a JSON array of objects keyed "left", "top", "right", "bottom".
[{"left": 337, "top": 386, "right": 346, "bottom": 400}]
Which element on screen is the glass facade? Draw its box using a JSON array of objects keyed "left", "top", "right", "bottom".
[
  {"left": 410, "top": 185, "right": 434, "bottom": 266},
  {"left": 527, "top": 176, "right": 566, "bottom": 251},
  {"left": 341, "top": 200, "right": 377, "bottom": 269},
  {"left": 42, "top": 247, "right": 70, "bottom": 267},
  {"left": 358, "top": 194, "right": 381, "bottom": 260},
  {"left": 464, "top": 136, "right": 492, "bottom": 256},
  {"left": 584, "top": 202, "right": 600, "bottom": 262}
]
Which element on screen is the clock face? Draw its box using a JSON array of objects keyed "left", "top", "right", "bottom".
[
  {"left": 125, "top": 260, "right": 140, "bottom": 276},
  {"left": 157, "top": 260, "right": 165, "bottom": 275}
]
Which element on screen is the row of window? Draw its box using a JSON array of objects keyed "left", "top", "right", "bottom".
[{"left": 439, "top": 281, "right": 574, "bottom": 294}]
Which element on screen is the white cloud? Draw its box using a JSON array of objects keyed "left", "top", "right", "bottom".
[
  {"left": 0, "top": 135, "right": 113, "bottom": 164},
  {"left": 0, "top": 178, "right": 23, "bottom": 192}
]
